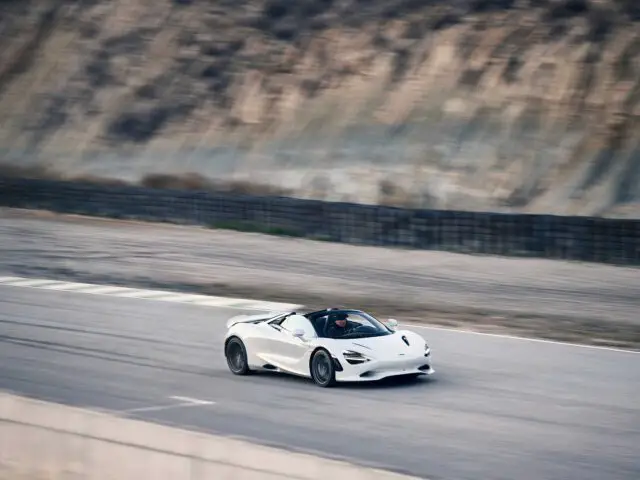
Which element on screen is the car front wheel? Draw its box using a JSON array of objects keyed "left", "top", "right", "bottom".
[
  {"left": 225, "top": 337, "right": 250, "bottom": 375},
  {"left": 310, "top": 349, "right": 336, "bottom": 387}
]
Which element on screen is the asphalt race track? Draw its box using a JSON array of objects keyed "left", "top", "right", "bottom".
[{"left": 1, "top": 285, "right": 639, "bottom": 480}]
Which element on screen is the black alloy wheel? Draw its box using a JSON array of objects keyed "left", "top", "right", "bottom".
[
  {"left": 310, "top": 349, "right": 336, "bottom": 387},
  {"left": 225, "top": 337, "right": 250, "bottom": 375}
]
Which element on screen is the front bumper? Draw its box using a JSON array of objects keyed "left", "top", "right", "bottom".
[{"left": 334, "top": 354, "right": 434, "bottom": 382}]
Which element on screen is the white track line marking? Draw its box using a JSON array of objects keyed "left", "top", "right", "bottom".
[
  {"left": 404, "top": 323, "right": 640, "bottom": 355},
  {"left": 120, "top": 396, "right": 215, "bottom": 414},
  {"left": 0, "top": 276, "right": 25, "bottom": 283},
  {"left": 170, "top": 396, "right": 213, "bottom": 405},
  {"left": 69, "top": 286, "right": 133, "bottom": 294},
  {"left": 0, "top": 275, "right": 302, "bottom": 311},
  {"left": 43, "top": 283, "right": 111, "bottom": 291},
  {"left": 113, "top": 290, "right": 172, "bottom": 298}
]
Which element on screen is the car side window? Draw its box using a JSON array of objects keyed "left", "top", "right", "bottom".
[{"left": 280, "top": 315, "right": 317, "bottom": 338}]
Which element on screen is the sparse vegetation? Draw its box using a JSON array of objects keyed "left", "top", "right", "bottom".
[{"left": 0, "top": 0, "right": 639, "bottom": 217}]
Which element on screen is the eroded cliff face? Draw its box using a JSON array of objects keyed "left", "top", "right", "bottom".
[{"left": 0, "top": 0, "right": 639, "bottom": 217}]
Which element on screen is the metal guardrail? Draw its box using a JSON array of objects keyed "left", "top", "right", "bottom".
[{"left": 1, "top": 176, "right": 638, "bottom": 265}]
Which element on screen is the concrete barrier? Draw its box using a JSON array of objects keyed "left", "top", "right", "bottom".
[{"left": 0, "top": 392, "right": 423, "bottom": 480}]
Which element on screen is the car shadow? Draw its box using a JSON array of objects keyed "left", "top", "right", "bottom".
[
  {"left": 339, "top": 375, "right": 438, "bottom": 390},
  {"left": 248, "top": 370, "right": 437, "bottom": 390}
]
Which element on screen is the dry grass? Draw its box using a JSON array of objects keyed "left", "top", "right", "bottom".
[
  {"left": 0, "top": 162, "right": 294, "bottom": 196},
  {"left": 140, "top": 172, "right": 293, "bottom": 196},
  {"left": 0, "top": 0, "right": 639, "bottom": 216}
]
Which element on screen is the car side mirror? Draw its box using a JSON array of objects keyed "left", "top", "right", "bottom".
[
  {"left": 385, "top": 319, "right": 399, "bottom": 330},
  {"left": 293, "top": 329, "right": 305, "bottom": 338}
]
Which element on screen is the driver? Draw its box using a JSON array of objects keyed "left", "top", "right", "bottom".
[{"left": 325, "top": 312, "right": 356, "bottom": 338}]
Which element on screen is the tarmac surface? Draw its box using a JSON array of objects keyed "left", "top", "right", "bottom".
[{"left": 1, "top": 285, "right": 638, "bottom": 480}]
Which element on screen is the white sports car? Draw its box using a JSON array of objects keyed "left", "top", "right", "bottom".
[{"left": 223, "top": 308, "right": 434, "bottom": 387}]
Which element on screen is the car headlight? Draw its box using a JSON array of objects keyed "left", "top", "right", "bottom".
[
  {"left": 424, "top": 344, "right": 431, "bottom": 356},
  {"left": 342, "top": 350, "right": 370, "bottom": 364}
]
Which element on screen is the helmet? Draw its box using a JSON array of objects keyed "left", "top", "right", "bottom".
[{"left": 329, "top": 311, "right": 348, "bottom": 322}]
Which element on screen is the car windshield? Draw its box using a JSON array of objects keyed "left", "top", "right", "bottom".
[{"left": 313, "top": 310, "right": 392, "bottom": 339}]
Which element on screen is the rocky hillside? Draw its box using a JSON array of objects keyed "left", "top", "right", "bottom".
[{"left": 0, "top": 0, "right": 639, "bottom": 217}]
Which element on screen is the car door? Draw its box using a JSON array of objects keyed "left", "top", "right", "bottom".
[{"left": 266, "top": 315, "right": 316, "bottom": 375}]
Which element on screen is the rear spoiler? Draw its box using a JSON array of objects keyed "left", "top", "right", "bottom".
[{"left": 225, "top": 311, "right": 293, "bottom": 329}]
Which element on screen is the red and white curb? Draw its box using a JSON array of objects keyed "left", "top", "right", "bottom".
[{"left": 0, "top": 276, "right": 302, "bottom": 312}]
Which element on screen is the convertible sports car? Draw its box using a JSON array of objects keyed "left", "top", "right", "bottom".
[{"left": 223, "top": 307, "right": 434, "bottom": 387}]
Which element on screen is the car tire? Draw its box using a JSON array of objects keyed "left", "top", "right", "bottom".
[
  {"left": 310, "top": 349, "right": 336, "bottom": 387},
  {"left": 225, "top": 337, "right": 251, "bottom": 375}
]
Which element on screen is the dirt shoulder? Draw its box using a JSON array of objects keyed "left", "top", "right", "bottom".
[{"left": 1, "top": 207, "right": 639, "bottom": 350}]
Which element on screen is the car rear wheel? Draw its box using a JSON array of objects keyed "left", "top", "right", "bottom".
[
  {"left": 225, "top": 337, "right": 250, "bottom": 375},
  {"left": 310, "top": 349, "right": 336, "bottom": 387}
]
